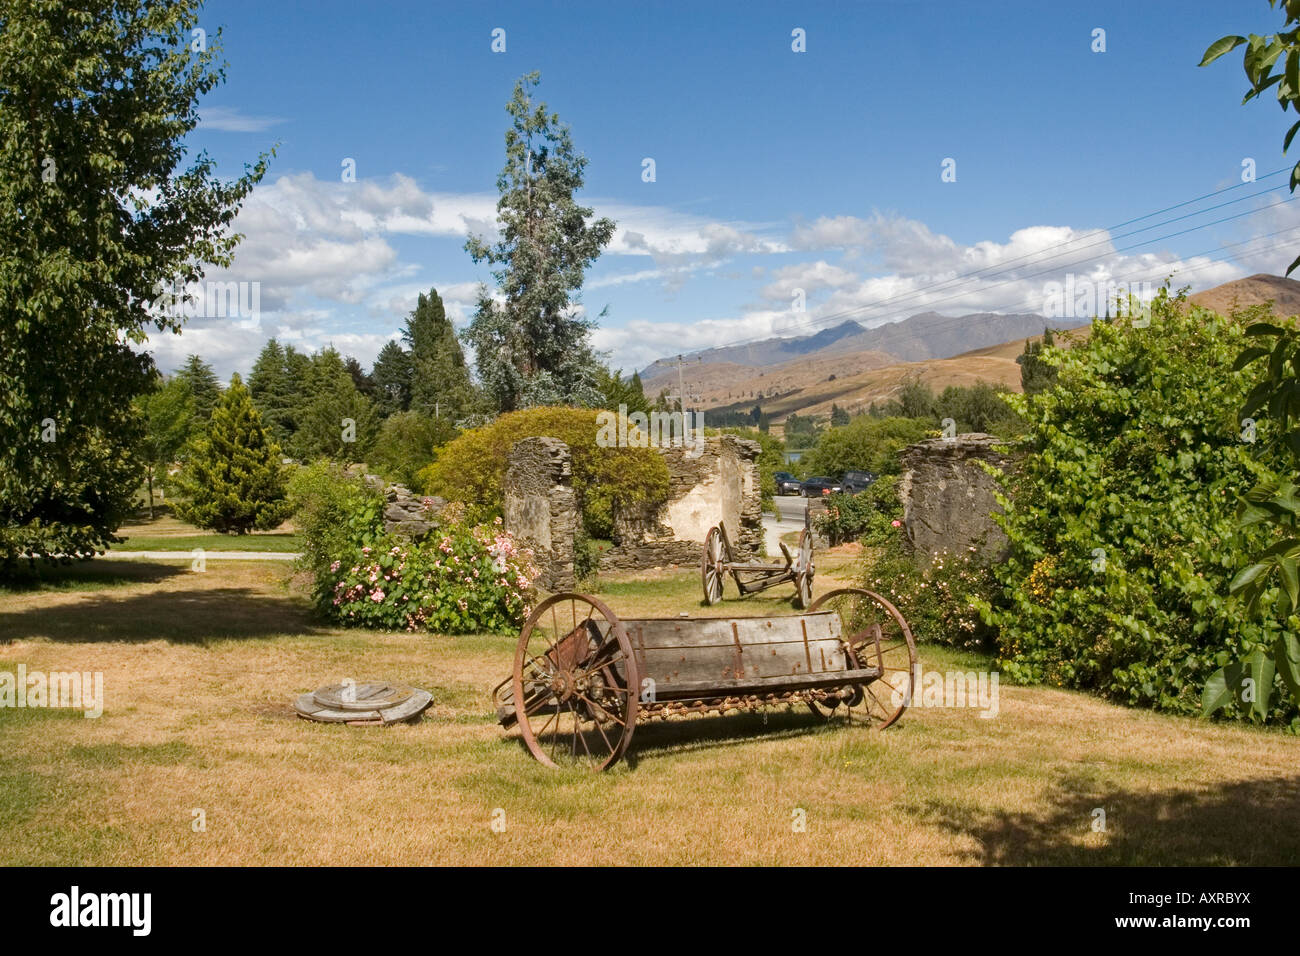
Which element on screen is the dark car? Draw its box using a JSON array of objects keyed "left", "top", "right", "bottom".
[
  {"left": 840, "top": 470, "right": 878, "bottom": 494},
  {"left": 773, "top": 471, "right": 803, "bottom": 495},
  {"left": 801, "top": 476, "right": 843, "bottom": 497}
]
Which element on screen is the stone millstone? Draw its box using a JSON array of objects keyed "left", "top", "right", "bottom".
[{"left": 294, "top": 681, "right": 433, "bottom": 726}]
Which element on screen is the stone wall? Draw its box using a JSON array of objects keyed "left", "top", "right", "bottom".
[
  {"left": 898, "top": 433, "right": 1012, "bottom": 564},
  {"left": 347, "top": 467, "right": 445, "bottom": 540},
  {"left": 601, "top": 434, "right": 762, "bottom": 571},
  {"left": 502, "top": 437, "right": 577, "bottom": 590}
]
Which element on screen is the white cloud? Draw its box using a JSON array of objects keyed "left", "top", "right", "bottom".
[{"left": 198, "top": 107, "right": 285, "bottom": 133}]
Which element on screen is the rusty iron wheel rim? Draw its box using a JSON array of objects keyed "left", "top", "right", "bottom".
[
  {"left": 512, "top": 592, "right": 640, "bottom": 771},
  {"left": 806, "top": 587, "right": 917, "bottom": 729}
]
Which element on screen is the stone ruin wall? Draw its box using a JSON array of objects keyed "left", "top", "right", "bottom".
[
  {"left": 501, "top": 437, "right": 577, "bottom": 590},
  {"left": 500, "top": 434, "right": 763, "bottom": 582},
  {"left": 897, "top": 433, "right": 1012, "bottom": 565},
  {"left": 601, "top": 434, "right": 763, "bottom": 571}
]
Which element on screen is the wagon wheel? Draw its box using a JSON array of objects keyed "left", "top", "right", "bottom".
[
  {"left": 700, "top": 525, "right": 731, "bottom": 605},
  {"left": 512, "top": 592, "right": 641, "bottom": 771},
  {"left": 791, "top": 529, "right": 814, "bottom": 609},
  {"left": 804, "top": 587, "right": 916, "bottom": 728}
]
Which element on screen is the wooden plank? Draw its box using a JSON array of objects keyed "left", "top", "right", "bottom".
[
  {"left": 623, "top": 613, "right": 841, "bottom": 650},
  {"left": 638, "top": 637, "right": 848, "bottom": 686}
]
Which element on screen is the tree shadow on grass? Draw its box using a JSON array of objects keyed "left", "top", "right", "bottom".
[
  {"left": 0, "top": 560, "right": 187, "bottom": 593},
  {"left": 911, "top": 771, "right": 1300, "bottom": 866},
  {"left": 0, "top": 581, "right": 320, "bottom": 644}
]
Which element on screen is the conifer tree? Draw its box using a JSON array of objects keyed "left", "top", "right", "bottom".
[
  {"left": 371, "top": 340, "right": 413, "bottom": 416},
  {"left": 175, "top": 354, "right": 222, "bottom": 423},
  {"left": 174, "top": 375, "right": 291, "bottom": 534},
  {"left": 248, "top": 339, "right": 296, "bottom": 445},
  {"left": 405, "top": 289, "right": 476, "bottom": 420}
]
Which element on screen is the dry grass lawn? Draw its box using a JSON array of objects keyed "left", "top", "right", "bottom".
[{"left": 1, "top": 554, "right": 1297, "bottom": 866}]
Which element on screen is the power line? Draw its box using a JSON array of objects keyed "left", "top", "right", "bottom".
[
  {"left": 675, "top": 168, "right": 1298, "bottom": 357},
  {"left": 694, "top": 186, "right": 1299, "bottom": 358}
]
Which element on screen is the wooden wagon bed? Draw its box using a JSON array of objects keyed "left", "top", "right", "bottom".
[{"left": 493, "top": 588, "right": 917, "bottom": 771}]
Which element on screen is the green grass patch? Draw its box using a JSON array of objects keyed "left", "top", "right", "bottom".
[{"left": 112, "top": 533, "right": 303, "bottom": 553}]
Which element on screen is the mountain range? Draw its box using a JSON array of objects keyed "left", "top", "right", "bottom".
[{"left": 638, "top": 274, "right": 1300, "bottom": 424}]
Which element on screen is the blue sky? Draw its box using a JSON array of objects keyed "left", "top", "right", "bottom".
[{"left": 153, "top": 0, "right": 1300, "bottom": 379}]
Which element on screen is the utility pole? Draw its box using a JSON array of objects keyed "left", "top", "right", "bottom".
[{"left": 676, "top": 355, "right": 686, "bottom": 416}]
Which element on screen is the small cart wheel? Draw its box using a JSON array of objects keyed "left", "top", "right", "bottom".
[
  {"left": 791, "top": 529, "right": 814, "bottom": 609},
  {"left": 512, "top": 592, "right": 641, "bottom": 771},
  {"left": 701, "top": 525, "right": 730, "bottom": 605},
  {"left": 805, "top": 587, "right": 917, "bottom": 728}
]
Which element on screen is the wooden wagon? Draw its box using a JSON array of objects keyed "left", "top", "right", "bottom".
[
  {"left": 701, "top": 521, "right": 815, "bottom": 608},
  {"left": 493, "top": 588, "right": 917, "bottom": 770}
]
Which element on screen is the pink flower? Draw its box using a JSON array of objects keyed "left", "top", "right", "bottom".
[
  {"left": 329, "top": 561, "right": 341, "bottom": 573},
  {"left": 891, "top": 519, "right": 902, "bottom": 528},
  {"left": 370, "top": 589, "right": 385, "bottom": 602}
]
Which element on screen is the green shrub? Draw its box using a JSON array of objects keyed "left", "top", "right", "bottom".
[
  {"left": 288, "top": 461, "right": 386, "bottom": 604},
  {"left": 982, "top": 292, "right": 1297, "bottom": 723},
  {"left": 417, "top": 406, "right": 669, "bottom": 538},
  {"left": 815, "top": 476, "right": 902, "bottom": 546}
]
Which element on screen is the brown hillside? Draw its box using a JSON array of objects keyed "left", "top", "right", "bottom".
[{"left": 1188, "top": 273, "right": 1300, "bottom": 318}]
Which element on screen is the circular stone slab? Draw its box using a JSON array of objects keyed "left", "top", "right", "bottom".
[{"left": 295, "top": 682, "right": 433, "bottom": 726}]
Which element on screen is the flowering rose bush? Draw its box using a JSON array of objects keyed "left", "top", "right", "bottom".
[
  {"left": 326, "top": 517, "right": 538, "bottom": 634},
  {"left": 862, "top": 538, "right": 998, "bottom": 651}
]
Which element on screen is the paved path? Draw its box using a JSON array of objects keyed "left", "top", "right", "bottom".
[
  {"left": 763, "top": 496, "right": 809, "bottom": 556},
  {"left": 101, "top": 550, "right": 301, "bottom": 561}
]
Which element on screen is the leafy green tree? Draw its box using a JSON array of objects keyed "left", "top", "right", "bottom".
[
  {"left": 798, "top": 416, "right": 932, "bottom": 479},
  {"left": 248, "top": 339, "right": 296, "bottom": 445},
  {"left": 290, "top": 348, "right": 377, "bottom": 463},
  {"left": 405, "top": 289, "right": 476, "bottom": 420},
  {"left": 1199, "top": 2, "right": 1300, "bottom": 716},
  {"left": 464, "top": 73, "right": 616, "bottom": 411},
  {"left": 174, "top": 375, "right": 291, "bottom": 534},
  {"left": 830, "top": 403, "right": 851, "bottom": 427},
  {"left": 0, "top": 0, "right": 268, "bottom": 573},
  {"left": 370, "top": 411, "right": 458, "bottom": 489},
  {"left": 983, "top": 292, "right": 1295, "bottom": 724},
  {"left": 1212, "top": 316, "right": 1300, "bottom": 718},
  {"left": 1201, "top": 1, "right": 1300, "bottom": 274},
  {"left": 419, "top": 406, "right": 668, "bottom": 539},
  {"left": 783, "top": 412, "right": 823, "bottom": 450},
  {"left": 137, "top": 375, "right": 194, "bottom": 518},
  {"left": 938, "top": 382, "right": 1021, "bottom": 436},
  {"left": 371, "top": 339, "right": 413, "bottom": 416}
]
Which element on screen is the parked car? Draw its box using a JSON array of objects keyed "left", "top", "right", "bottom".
[
  {"left": 773, "top": 471, "right": 803, "bottom": 495},
  {"left": 801, "top": 476, "right": 843, "bottom": 497},
  {"left": 840, "top": 470, "right": 878, "bottom": 494}
]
